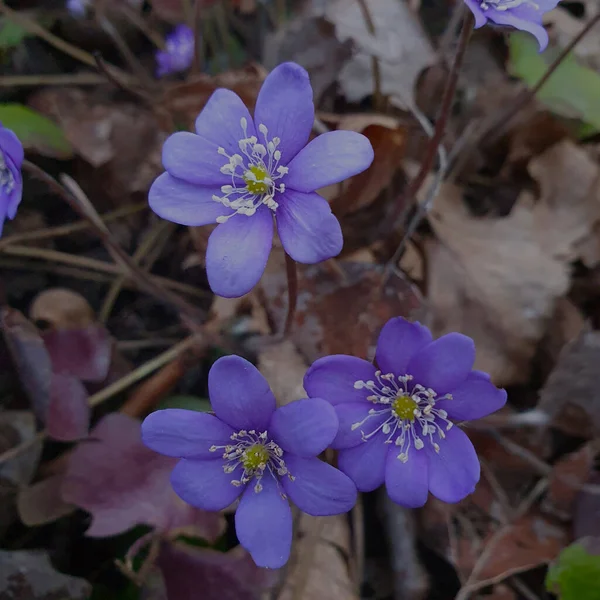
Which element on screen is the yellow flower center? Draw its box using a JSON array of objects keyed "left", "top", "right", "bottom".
[
  {"left": 392, "top": 394, "right": 417, "bottom": 421},
  {"left": 243, "top": 165, "right": 269, "bottom": 195},
  {"left": 242, "top": 444, "right": 269, "bottom": 471}
]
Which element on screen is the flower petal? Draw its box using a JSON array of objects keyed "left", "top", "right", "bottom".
[
  {"left": 5, "top": 156, "right": 22, "bottom": 219},
  {"left": 253, "top": 62, "right": 314, "bottom": 165},
  {"left": 463, "top": 0, "right": 488, "bottom": 28},
  {"left": 0, "top": 127, "right": 24, "bottom": 167},
  {"left": 142, "top": 409, "right": 234, "bottom": 459},
  {"left": 332, "top": 402, "right": 386, "bottom": 450},
  {"left": 162, "top": 132, "right": 230, "bottom": 186},
  {"left": 208, "top": 355, "right": 276, "bottom": 431},
  {"left": 337, "top": 433, "right": 388, "bottom": 492},
  {"left": 407, "top": 333, "right": 475, "bottom": 395},
  {"left": 426, "top": 427, "right": 480, "bottom": 504},
  {"left": 276, "top": 190, "right": 342, "bottom": 263},
  {"left": 149, "top": 173, "right": 228, "bottom": 226},
  {"left": 486, "top": 5, "right": 548, "bottom": 51},
  {"left": 385, "top": 446, "right": 429, "bottom": 508},
  {"left": 435, "top": 372, "right": 507, "bottom": 421},
  {"left": 206, "top": 207, "right": 273, "bottom": 298},
  {"left": 195, "top": 88, "right": 256, "bottom": 156},
  {"left": 282, "top": 455, "right": 357, "bottom": 516},
  {"left": 375, "top": 317, "right": 432, "bottom": 376},
  {"left": 170, "top": 458, "right": 243, "bottom": 511},
  {"left": 284, "top": 131, "right": 374, "bottom": 193},
  {"left": 235, "top": 475, "right": 292, "bottom": 568},
  {"left": 303, "top": 355, "right": 377, "bottom": 406},
  {"left": 269, "top": 398, "right": 338, "bottom": 457}
]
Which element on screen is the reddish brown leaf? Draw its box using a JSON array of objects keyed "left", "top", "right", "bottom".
[{"left": 574, "top": 473, "right": 600, "bottom": 540}]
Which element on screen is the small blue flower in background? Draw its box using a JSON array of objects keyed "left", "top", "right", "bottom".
[
  {"left": 149, "top": 62, "right": 374, "bottom": 297},
  {"left": 0, "top": 123, "right": 24, "bottom": 237},
  {"left": 155, "top": 25, "right": 195, "bottom": 77},
  {"left": 141, "top": 355, "right": 357, "bottom": 568},
  {"left": 304, "top": 317, "right": 507, "bottom": 508},
  {"left": 464, "top": 0, "right": 561, "bottom": 51},
  {"left": 66, "top": 0, "right": 89, "bottom": 17}
]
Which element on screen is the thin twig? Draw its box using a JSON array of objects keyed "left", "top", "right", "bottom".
[
  {"left": 356, "top": 0, "right": 383, "bottom": 111},
  {"left": 118, "top": 4, "right": 165, "bottom": 50},
  {"left": 0, "top": 73, "right": 106, "bottom": 87},
  {"left": 93, "top": 53, "right": 154, "bottom": 105},
  {"left": 390, "top": 11, "right": 474, "bottom": 227},
  {"left": 283, "top": 253, "right": 298, "bottom": 337}
]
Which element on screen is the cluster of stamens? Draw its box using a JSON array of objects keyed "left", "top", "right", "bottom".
[
  {"left": 209, "top": 429, "right": 293, "bottom": 493},
  {"left": 352, "top": 371, "right": 454, "bottom": 463},
  {"left": 480, "top": 0, "right": 538, "bottom": 10},
  {"left": 0, "top": 153, "right": 15, "bottom": 196},
  {"left": 212, "top": 118, "right": 288, "bottom": 223}
]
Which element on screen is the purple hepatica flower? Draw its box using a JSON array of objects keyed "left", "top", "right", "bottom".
[
  {"left": 0, "top": 123, "right": 24, "bottom": 237},
  {"left": 156, "top": 25, "right": 195, "bottom": 77},
  {"left": 66, "top": 0, "right": 89, "bottom": 17},
  {"left": 303, "top": 317, "right": 507, "bottom": 508},
  {"left": 149, "top": 62, "right": 374, "bottom": 298},
  {"left": 464, "top": 0, "right": 561, "bottom": 51},
  {"left": 141, "top": 355, "right": 357, "bottom": 568}
]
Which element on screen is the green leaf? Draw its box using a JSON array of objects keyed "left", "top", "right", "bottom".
[
  {"left": 0, "top": 104, "right": 72, "bottom": 159},
  {"left": 508, "top": 32, "right": 600, "bottom": 136},
  {"left": 546, "top": 537, "right": 600, "bottom": 600},
  {"left": 0, "top": 18, "right": 29, "bottom": 49},
  {"left": 157, "top": 395, "right": 212, "bottom": 412}
]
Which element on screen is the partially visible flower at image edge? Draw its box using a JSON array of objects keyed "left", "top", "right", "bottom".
[
  {"left": 304, "top": 317, "right": 507, "bottom": 508},
  {"left": 66, "top": 0, "right": 90, "bottom": 17},
  {"left": 464, "top": 0, "right": 561, "bottom": 51},
  {"left": 148, "top": 61, "right": 374, "bottom": 298},
  {"left": 141, "top": 355, "right": 357, "bottom": 568},
  {"left": 155, "top": 24, "right": 195, "bottom": 78},
  {"left": 0, "top": 122, "right": 24, "bottom": 237}
]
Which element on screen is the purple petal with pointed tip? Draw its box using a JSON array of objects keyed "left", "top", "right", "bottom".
[
  {"left": 385, "top": 446, "right": 428, "bottom": 508},
  {"left": 332, "top": 402, "right": 385, "bottom": 450},
  {"left": 337, "top": 432, "right": 388, "bottom": 492}
]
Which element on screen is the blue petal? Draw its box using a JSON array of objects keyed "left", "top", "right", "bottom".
[
  {"left": 206, "top": 207, "right": 273, "bottom": 298},
  {"left": 208, "top": 355, "right": 276, "bottom": 431},
  {"left": 162, "top": 132, "right": 230, "bottom": 186},
  {"left": 304, "top": 355, "right": 377, "bottom": 406},
  {"left": 235, "top": 475, "right": 292, "bottom": 568},
  {"left": 171, "top": 458, "right": 244, "bottom": 511},
  {"left": 463, "top": 0, "right": 488, "bottom": 28},
  {"left": 253, "top": 62, "right": 314, "bottom": 166},
  {"left": 0, "top": 127, "right": 24, "bottom": 167},
  {"left": 425, "top": 426, "right": 480, "bottom": 503},
  {"left": 337, "top": 432, "right": 388, "bottom": 492},
  {"left": 276, "top": 190, "right": 342, "bottom": 263},
  {"left": 332, "top": 402, "right": 387, "bottom": 450},
  {"left": 149, "top": 173, "right": 229, "bottom": 226},
  {"left": 284, "top": 131, "right": 374, "bottom": 193},
  {"left": 385, "top": 445, "right": 428, "bottom": 508},
  {"left": 375, "top": 317, "right": 432, "bottom": 376},
  {"left": 142, "top": 409, "right": 234, "bottom": 459},
  {"left": 269, "top": 398, "right": 338, "bottom": 457},
  {"left": 195, "top": 88, "right": 256, "bottom": 156},
  {"left": 282, "top": 455, "right": 357, "bottom": 516},
  {"left": 486, "top": 5, "right": 549, "bottom": 51}
]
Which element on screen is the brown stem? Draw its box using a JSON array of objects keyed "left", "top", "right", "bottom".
[
  {"left": 389, "top": 11, "right": 474, "bottom": 226},
  {"left": 22, "top": 161, "right": 205, "bottom": 326},
  {"left": 283, "top": 253, "right": 298, "bottom": 336},
  {"left": 356, "top": 0, "right": 383, "bottom": 111}
]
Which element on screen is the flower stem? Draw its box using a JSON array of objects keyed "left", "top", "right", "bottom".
[
  {"left": 389, "top": 10, "right": 474, "bottom": 227},
  {"left": 283, "top": 253, "right": 298, "bottom": 336}
]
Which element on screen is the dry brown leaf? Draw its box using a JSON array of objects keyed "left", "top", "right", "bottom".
[
  {"left": 323, "top": 0, "right": 435, "bottom": 107},
  {"left": 427, "top": 183, "right": 570, "bottom": 386},
  {"left": 17, "top": 475, "right": 75, "bottom": 527},
  {"left": 258, "top": 341, "right": 357, "bottom": 600},
  {"left": 536, "top": 328, "right": 600, "bottom": 438},
  {"left": 574, "top": 473, "right": 600, "bottom": 539},
  {"left": 29, "top": 288, "right": 95, "bottom": 329}
]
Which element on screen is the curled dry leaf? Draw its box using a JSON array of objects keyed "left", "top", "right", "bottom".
[
  {"left": 29, "top": 288, "right": 95, "bottom": 330},
  {"left": 261, "top": 252, "right": 423, "bottom": 364},
  {"left": 258, "top": 341, "right": 358, "bottom": 600},
  {"left": 1, "top": 308, "right": 52, "bottom": 422},
  {"left": 324, "top": 0, "right": 435, "bottom": 107},
  {"left": 536, "top": 328, "right": 600, "bottom": 438},
  {"left": 61, "top": 413, "right": 225, "bottom": 541},
  {"left": 0, "top": 550, "right": 91, "bottom": 600}
]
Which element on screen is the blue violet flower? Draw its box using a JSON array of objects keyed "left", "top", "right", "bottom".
[
  {"left": 148, "top": 62, "right": 374, "bottom": 297},
  {"left": 464, "top": 0, "right": 561, "bottom": 51},
  {"left": 141, "top": 355, "right": 357, "bottom": 568},
  {"left": 0, "top": 123, "right": 24, "bottom": 237},
  {"left": 156, "top": 24, "right": 195, "bottom": 77},
  {"left": 303, "top": 317, "right": 507, "bottom": 508}
]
